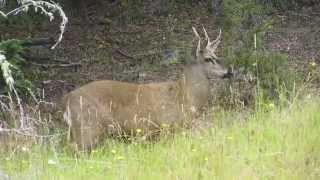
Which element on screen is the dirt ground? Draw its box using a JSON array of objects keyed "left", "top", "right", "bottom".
[
  {"left": 1, "top": 1, "right": 320, "bottom": 103},
  {"left": 266, "top": 6, "right": 320, "bottom": 90}
]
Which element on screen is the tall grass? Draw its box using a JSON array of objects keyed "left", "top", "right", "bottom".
[{"left": 1, "top": 94, "right": 319, "bottom": 179}]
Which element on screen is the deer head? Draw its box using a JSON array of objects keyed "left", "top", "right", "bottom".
[{"left": 192, "top": 26, "right": 233, "bottom": 78}]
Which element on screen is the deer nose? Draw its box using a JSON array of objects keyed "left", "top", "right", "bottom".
[{"left": 222, "top": 67, "right": 234, "bottom": 79}]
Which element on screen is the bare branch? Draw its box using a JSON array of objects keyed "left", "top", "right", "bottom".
[{"left": 0, "top": 0, "right": 68, "bottom": 49}]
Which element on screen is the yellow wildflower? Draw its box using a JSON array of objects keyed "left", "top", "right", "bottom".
[
  {"left": 182, "top": 131, "right": 187, "bottom": 136},
  {"left": 310, "top": 61, "right": 316, "bottom": 67},
  {"left": 161, "top": 123, "right": 170, "bottom": 128},
  {"left": 268, "top": 103, "right": 275, "bottom": 109},
  {"left": 116, "top": 156, "right": 124, "bottom": 160}
]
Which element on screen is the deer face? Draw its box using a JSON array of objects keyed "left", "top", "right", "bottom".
[{"left": 193, "top": 27, "right": 233, "bottom": 78}]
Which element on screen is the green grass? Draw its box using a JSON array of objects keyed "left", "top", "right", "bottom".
[{"left": 1, "top": 96, "right": 320, "bottom": 179}]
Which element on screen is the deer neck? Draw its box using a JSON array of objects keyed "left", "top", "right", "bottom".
[{"left": 179, "top": 64, "right": 210, "bottom": 112}]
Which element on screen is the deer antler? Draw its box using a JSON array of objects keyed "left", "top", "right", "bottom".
[
  {"left": 192, "top": 27, "right": 201, "bottom": 57},
  {"left": 210, "top": 29, "right": 222, "bottom": 52},
  {"left": 213, "top": 29, "right": 222, "bottom": 44},
  {"left": 202, "top": 26, "right": 210, "bottom": 42},
  {"left": 205, "top": 28, "right": 221, "bottom": 52},
  {"left": 193, "top": 26, "right": 222, "bottom": 58}
]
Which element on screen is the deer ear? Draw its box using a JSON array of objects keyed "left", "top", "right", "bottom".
[{"left": 195, "top": 50, "right": 204, "bottom": 60}]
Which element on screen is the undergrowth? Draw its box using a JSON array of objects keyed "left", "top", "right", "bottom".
[
  {"left": 0, "top": 94, "right": 319, "bottom": 179},
  {"left": 0, "top": 39, "right": 33, "bottom": 94},
  {"left": 215, "top": 0, "right": 304, "bottom": 109}
]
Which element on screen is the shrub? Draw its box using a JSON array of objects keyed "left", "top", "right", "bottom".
[{"left": 217, "top": 0, "right": 299, "bottom": 109}]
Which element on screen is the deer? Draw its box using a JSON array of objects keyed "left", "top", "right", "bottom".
[{"left": 61, "top": 27, "right": 233, "bottom": 151}]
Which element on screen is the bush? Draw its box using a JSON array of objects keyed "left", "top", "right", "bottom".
[{"left": 217, "top": 0, "right": 299, "bottom": 109}]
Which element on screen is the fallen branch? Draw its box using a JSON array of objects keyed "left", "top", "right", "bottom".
[
  {"left": 115, "top": 48, "right": 136, "bottom": 60},
  {"left": 42, "top": 79, "right": 66, "bottom": 84},
  {"left": 30, "top": 62, "right": 81, "bottom": 68},
  {"left": 20, "top": 53, "right": 74, "bottom": 64},
  {"left": 0, "top": 127, "right": 67, "bottom": 138},
  {"left": 19, "top": 54, "right": 50, "bottom": 63}
]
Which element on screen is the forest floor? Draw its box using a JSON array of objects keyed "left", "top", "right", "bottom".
[{"left": 1, "top": 2, "right": 318, "bottom": 103}]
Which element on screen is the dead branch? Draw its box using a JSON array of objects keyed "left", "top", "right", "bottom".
[
  {"left": 22, "top": 37, "right": 55, "bottom": 47},
  {"left": 42, "top": 80, "right": 66, "bottom": 84},
  {"left": 0, "top": 127, "right": 66, "bottom": 138},
  {"left": 19, "top": 54, "right": 50, "bottom": 63},
  {"left": 115, "top": 48, "right": 136, "bottom": 60},
  {"left": 30, "top": 62, "right": 81, "bottom": 68}
]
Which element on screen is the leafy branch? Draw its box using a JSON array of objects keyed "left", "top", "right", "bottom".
[{"left": 0, "top": 0, "right": 68, "bottom": 49}]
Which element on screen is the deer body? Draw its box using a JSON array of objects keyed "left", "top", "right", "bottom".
[{"left": 62, "top": 27, "right": 231, "bottom": 150}]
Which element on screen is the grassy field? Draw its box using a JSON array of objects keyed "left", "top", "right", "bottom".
[{"left": 1, "top": 95, "right": 320, "bottom": 180}]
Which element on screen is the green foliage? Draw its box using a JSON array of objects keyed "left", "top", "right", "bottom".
[
  {"left": 0, "top": 39, "right": 33, "bottom": 94},
  {"left": 221, "top": 49, "right": 298, "bottom": 109},
  {"left": 0, "top": 1, "right": 45, "bottom": 28},
  {"left": 218, "top": 0, "right": 298, "bottom": 108},
  {"left": 223, "top": 0, "right": 266, "bottom": 31},
  {"left": 115, "top": 0, "right": 145, "bottom": 24},
  {"left": 236, "top": 50, "right": 294, "bottom": 95},
  {"left": 0, "top": 40, "right": 24, "bottom": 61},
  {"left": 222, "top": 0, "right": 272, "bottom": 45},
  {"left": 0, "top": 13, "right": 42, "bottom": 28}
]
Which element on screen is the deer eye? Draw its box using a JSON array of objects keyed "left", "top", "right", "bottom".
[
  {"left": 204, "top": 58, "right": 213, "bottom": 63},
  {"left": 204, "top": 58, "right": 218, "bottom": 64}
]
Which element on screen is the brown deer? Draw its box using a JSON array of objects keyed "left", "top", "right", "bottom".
[{"left": 62, "top": 27, "right": 233, "bottom": 150}]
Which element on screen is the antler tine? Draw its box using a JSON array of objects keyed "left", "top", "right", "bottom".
[
  {"left": 211, "top": 39, "right": 221, "bottom": 52},
  {"left": 192, "top": 27, "right": 201, "bottom": 57},
  {"left": 202, "top": 26, "right": 210, "bottom": 42},
  {"left": 212, "top": 29, "right": 222, "bottom": 44},
  {"left": 208, "top": 29, "right": 222, "bottom": 51},
  {"left": 192, "top": 27, "right": 200, "bottom": 39}
]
